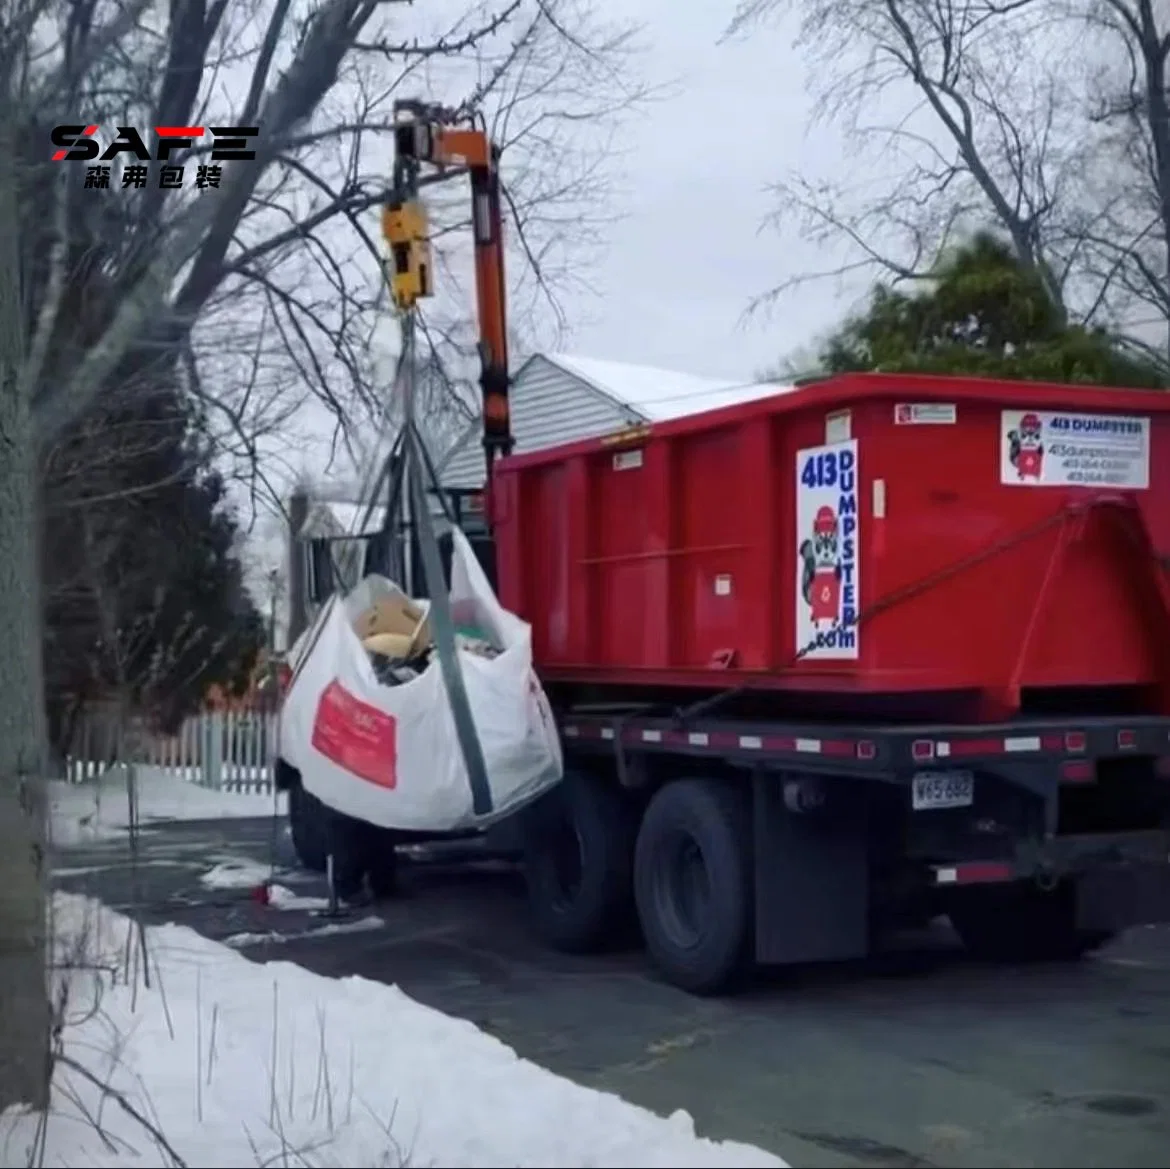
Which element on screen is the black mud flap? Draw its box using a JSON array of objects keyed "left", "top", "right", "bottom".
[
  {"left": 752, "top": 773, "right": 869, "bottom": 965},
  {"left": 1076, "top": 862, "right": 1170, "bottom": 933}
]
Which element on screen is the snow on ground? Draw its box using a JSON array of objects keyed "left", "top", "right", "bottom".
[
  {"left": 222, "top": 915, "right": 387, "bottom": 949},
  {"left": 267, "top": 882, "right": 331, "bottom": 911},
  {"left": 1, "top": 895, "right": 787, "bottom": 1168},
  {"left": 50, "top": 765, "right": 286, "bottom": 846},
  {"left": 200, "top": 857, "right": 280, "bottom": 889},
  {"left": 200, "top": 860, "right": 332, "bottom": 911}
]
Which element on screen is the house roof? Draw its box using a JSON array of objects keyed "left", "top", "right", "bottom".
[
  {"left": 543, "top": 353, "right": 792, "bottom": 421},
  {"left": 298, "top": 499, "right": 392, "bottom": 539}
]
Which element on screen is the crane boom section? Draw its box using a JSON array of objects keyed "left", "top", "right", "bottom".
[{"left": 386, "top": 103, "right": 513, "bottom": 477}]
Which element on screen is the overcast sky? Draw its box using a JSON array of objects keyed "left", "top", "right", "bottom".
[
  {"left": 562, "top": 1, "right": 858, "bottom": 381},
  {"left": 248, "top": 2, "right": 865, "bottom": 501}
]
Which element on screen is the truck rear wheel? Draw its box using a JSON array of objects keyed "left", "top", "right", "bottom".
[
  {"left": 522, "top": 770, "right": 636, "bottom": 953},
  {"left": 634, "top": 779, "right": 752, "bottom": 995},
  {"left": 948, "top": 883, "right": 1114, "bottom": 961},
  {"left": 288, "top": 781, "right": 327, "bottom": 873}
]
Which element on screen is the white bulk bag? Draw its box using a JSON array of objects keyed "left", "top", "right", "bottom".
[{"left": 280, "top": 528, "right": 563, "bottom": 832}]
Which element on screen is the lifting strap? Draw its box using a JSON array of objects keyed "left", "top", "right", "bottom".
[{"left": 395, "top": 316, "right": 494, "bottom": 817}]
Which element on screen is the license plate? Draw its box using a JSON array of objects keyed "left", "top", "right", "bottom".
[{"left": 912, "top": 770, "right": 974, "bottom": 811}]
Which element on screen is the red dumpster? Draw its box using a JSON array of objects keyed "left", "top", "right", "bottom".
[{"left": 489, "top": 373, "right": 1170, "bottom": 719}]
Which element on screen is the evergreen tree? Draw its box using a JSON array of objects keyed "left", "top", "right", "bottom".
[{"left": 814, "top": 233, "right": 1166, "bottom": 389}]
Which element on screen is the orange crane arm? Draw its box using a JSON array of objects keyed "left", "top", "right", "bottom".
[{"left": 391, "top": 104, "right": 513, "bottom": 477}]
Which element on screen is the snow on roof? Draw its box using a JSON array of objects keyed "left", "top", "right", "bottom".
[
  {"left": 297, "top": 499, "right": 392, "bottom": 539},
  {"left": 327, "top": 501, "right": 390, "bottom": 536},
  {"left": 544, "top": 353, "right": 793, "bottom": 422}
]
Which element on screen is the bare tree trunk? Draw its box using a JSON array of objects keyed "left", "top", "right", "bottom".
[
  {"left": 0, "top": 150, "right": 51, "bottom": 1112},
  {"left": 0, "top": 426, "right": 50, "bottom": 1115}
]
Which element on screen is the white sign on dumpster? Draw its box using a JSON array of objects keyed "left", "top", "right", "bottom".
[
  {"left": 1000, "top": 409, "right": 1150, "bottom": 489},
  {"left": 795, "top": 439, "right": 861, "bottom": 661}
]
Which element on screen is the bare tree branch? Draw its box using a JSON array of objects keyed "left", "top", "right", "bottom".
[
  {"left": 0, "top": 0, "right": 650, "bottom": 1114},
  {"left": 726, "top": 0, "right": 1170, "bottom": 362}
]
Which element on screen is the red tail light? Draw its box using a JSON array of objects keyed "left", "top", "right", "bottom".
[{"left": 1060, "top": 760, "right": 1094, "bottom": 783}]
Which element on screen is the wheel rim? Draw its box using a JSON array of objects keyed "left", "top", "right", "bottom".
[{"left": 652, "top": 829, "right": 711, "bottom": 951}]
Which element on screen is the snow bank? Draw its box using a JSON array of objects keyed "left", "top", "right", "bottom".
[
  {"left": 1, "top": 895, "right": 787, "bottom": 1168},
  {"left": 50, "top": 766, "right": 285, "bottom": 846}
]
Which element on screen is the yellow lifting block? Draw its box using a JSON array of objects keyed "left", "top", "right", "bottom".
[
  {"left": 382, "top": 199, "right": 428, "bottom": 246},
  {"left": 382, "top": 199, "right": 433, "bottom": 310}
]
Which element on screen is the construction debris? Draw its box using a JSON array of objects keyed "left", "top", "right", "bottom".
[{"left": 355, "top": 593, "right": 501, "bottom": 686}]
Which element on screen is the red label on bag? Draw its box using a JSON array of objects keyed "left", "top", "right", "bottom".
[{"left": 311, "top": 679, "right": 397, "bottom": 789}]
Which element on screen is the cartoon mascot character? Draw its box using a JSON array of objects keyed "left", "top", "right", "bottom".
[
  {"left": 800, "top": 505, "right": 842, "bottom": 626},
  {"left": 1008, "top": 412, "right": 1045, "bottom": 480}
]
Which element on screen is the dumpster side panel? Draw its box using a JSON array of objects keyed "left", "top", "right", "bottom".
[
  {"left": 669, "top": 415, "right": 784, "bottom": 671},
  {"left": 862, "top": 397, "right": 1169, "bottom": 702},
  {"left": 493, "top": 375, "right": 1170, "bottom": 712}
]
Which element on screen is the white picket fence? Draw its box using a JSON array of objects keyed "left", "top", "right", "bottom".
[{"left": 65, "top": 709, "right": 279, "bottom": 794}]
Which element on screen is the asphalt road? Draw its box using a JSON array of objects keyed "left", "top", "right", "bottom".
[{"left": 52, "top": 816, "right": 1170, "bottom": 1169}]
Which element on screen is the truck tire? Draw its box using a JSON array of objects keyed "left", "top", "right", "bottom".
[
  {"left": 288, "top": 782, "right": 328, "bottom": 873},
  {"left": 634, "top": 779, "right": 752, "bottom": 995},
  {"left": 948, "top": 883, "right": 1115, "bottom": 961},
  {"left": 522, "top": 770, "right": 636, "bottom": 953}
]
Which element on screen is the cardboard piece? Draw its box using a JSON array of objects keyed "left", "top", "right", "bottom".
[
  {"left": 352, "top": 595, "right": 432, "bottom": 660},
  {"left": 362, "top": 632, "right": 415, "bottom": 659}
]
